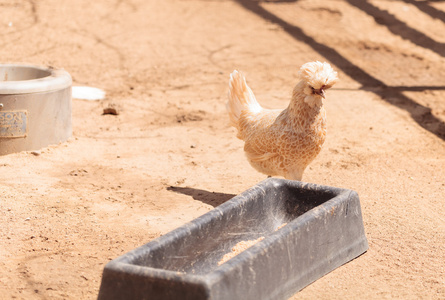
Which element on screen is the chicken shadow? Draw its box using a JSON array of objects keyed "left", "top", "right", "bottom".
[
  {"left": 167, "top": 186, "right": 236, "bottom": 207},
  {"left": 235, "top": 0, "right": 445, "bottom": 140}
]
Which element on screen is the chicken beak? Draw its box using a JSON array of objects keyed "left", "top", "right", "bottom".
[{"left": 314, "top": 88, "right": 325, "bottom": 99}]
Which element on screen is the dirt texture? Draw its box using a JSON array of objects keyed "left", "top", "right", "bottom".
[{"left": 1, "top": 0, "right": 444, "bottom": 299}]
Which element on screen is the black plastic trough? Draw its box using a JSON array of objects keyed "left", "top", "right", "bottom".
[{"left": 98, "top": 178, "right": 368, "bottom": 300}]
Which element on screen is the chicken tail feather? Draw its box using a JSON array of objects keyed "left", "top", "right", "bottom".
[{"left": 226, "top": 70, "right": 262, "bottom": 128}]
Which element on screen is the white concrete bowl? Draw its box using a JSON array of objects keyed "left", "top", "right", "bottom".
[{"left": 0, "top": 64, "right": 72, "bottom": 155}]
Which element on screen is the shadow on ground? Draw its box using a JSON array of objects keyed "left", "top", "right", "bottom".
[{"left": 167, "top": 186, "right": 236, "bottom": 207}]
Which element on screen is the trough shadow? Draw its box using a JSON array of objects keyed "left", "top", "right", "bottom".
[
  {"left": 167, "top": 186, "right": 236, "bottom": 207},
  {"left": 235, "top": 0, "right": 445, "bottom": 140}
]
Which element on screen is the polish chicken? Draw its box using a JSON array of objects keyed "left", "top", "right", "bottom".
[{"left": 226, "top": 61, "right": 338, "bottom": 180}]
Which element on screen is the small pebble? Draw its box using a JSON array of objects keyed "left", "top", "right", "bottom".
[{"left": 103, "top": 103, "right": 119, "bottom": 115}]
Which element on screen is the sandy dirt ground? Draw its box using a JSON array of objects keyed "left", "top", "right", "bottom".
[{"left": 1, "top": 0, "right": 444, "bottom": 299}]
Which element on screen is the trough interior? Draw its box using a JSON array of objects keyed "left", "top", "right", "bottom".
[
  {"left": 0, "top": 66, "right": 51, "bottom": 81},
  {"left": 128, "top": 184, "right": 338, "bottom": 275}
]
